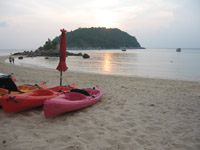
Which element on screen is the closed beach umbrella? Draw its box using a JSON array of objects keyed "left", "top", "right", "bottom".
[{"left": 56, "top": 29, "right": 68, "bottom": 86}]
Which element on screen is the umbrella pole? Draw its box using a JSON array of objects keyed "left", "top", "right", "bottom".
[{"left": 60, "top": 71, "right": 62, "bottom": 86}]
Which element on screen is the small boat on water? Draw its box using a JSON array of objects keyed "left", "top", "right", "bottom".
[
  {"left": 1, "top": 84, "right": 77, "bottom": 113},
  {"left": 18, "top": 56, "right": 23, "bottom": 59},
  {"left": 43, "top": 86, "right": 103, "bottom": 118},
  {"left": 176, "top": 48, "right": 181, "bottom": 52},
  {"left": 121, "top": 48, "right": 126, "bottom": 51}
]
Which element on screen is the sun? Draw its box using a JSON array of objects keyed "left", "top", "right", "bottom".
[
  {"left": 95, "top": 11, "right": 117, "bottom": 28},
  {"left": 90, "top": 0, "right": 119, "bottom": 28}
]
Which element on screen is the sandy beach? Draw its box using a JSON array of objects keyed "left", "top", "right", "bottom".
[{"left": 0, "top": 56, "right": 200, "bottom": 150}]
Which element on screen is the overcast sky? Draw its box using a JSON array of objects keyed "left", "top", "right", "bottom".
[{"left": 0, "top": 0, "right": 199, "bottom": 49}]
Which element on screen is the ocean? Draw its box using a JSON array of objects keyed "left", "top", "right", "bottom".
[
  {"left": 0, "top": 49, "right": 33, "bottom": 56},
  {"left": 1, "top": 48, "right": 200, "bottom": 81}
]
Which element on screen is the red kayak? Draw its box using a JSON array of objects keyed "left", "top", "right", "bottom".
[
  {"left": 17, "top": 82, "right": 47, "bottom": 93},
  {"left": 0, "top": 82, "right": 47, "bottom": 106},
  {"left": 1, "top": 84, "right": 77, "bottom": 113}
]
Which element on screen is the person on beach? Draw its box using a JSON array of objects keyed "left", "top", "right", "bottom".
[
  {"left": 9, "top": 56, "right": 12, "bottom": 63},
  {"left": 12, "top": 57, "right": 15, "bottom": 64}
]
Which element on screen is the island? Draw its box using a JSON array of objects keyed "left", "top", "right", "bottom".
[{"left": 13, "top": 27, "right": 144, "bottom": 58}]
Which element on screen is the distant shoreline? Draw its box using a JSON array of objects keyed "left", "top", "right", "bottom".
[{"left": 11, "top": 47, "right": 145, "bottom": 57}]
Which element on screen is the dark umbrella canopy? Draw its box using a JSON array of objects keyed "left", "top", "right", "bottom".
[{"left": 56, "top": 29, "right": 68, "bottom": 71}]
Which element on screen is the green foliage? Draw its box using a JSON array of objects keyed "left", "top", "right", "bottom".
[
  {"left": 40, "top": 27, "right": 142, "bottom": 50},
  {"left": 38, "top": 38, "right": 58, "bottom": 51}
]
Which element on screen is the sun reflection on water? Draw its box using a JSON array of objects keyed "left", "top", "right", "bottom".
[{"left": 103, "top": 53, "right": 112, "bottom": 72}]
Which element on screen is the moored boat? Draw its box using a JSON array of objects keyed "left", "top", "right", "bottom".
[
  {"left": 176, "top": 48, "right": 181, "bottom": 52},
  {"left": 44, "top": 86, "right": 103, "bottom": 118},
  {"left": 121, "top": 48, "right": 126, "bottom": 51}
]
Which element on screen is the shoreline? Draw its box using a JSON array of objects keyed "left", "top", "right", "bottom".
[
  {"left": 0, "top": 55, "right": 200, "bottom": 150},
  {"left": 3, "top": 55, "right": 200, "bottom": 83}
]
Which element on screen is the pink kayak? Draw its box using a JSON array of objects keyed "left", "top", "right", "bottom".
[{"left": 43, "top": 86, "right": 103, "bottom": 118}]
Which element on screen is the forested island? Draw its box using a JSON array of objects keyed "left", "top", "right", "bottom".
[
  {"left": 39, "top": 27, "right": 143, "bottom": 50},
  {"left": 14, "top": 27, "right": 144, "bottom": 57}
]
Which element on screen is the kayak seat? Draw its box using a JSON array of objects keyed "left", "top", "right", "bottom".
[{"left": 70, "top": 89, "right": 90, "bottom": 96}]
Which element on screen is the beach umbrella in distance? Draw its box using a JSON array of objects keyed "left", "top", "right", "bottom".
[{"left": 56, "top": 29, "right": 68, "bottom": 86}]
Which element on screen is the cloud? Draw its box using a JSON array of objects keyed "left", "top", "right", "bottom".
[
  {"left": 0, "top": 21, "right": 8, "bottom": 27},
  {"left": 0, "top": 0, "right": 199, "bottom": 48},
  {"left": 115, "top": 0, "right": 179, "bottom": 31},
  {"left": 0, "top": 0, "right": 179, "bottom": 31}
]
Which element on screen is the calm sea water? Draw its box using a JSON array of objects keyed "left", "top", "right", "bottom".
[
  {"left": 0, "top": 49, "right": 34, "bottom": 56},
  {"left": 1, "top": 49, "right": 200, "bottom": 81}
]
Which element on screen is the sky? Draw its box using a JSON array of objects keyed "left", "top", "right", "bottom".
[{"left": 0, "top": 0, "right": 200, "bottom": 49}]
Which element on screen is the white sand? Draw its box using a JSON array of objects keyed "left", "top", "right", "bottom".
[{"left": 0, "top": 56, "right": 200, "bottom": 150}]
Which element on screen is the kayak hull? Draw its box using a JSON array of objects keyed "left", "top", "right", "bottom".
[
  {"left": 44, "top": 86, "right": 103, "bottom": 118},
  {"left": 1, "top": 89, "right": 60, "bottom": 113},
  {"left": 0, "top": 82, "right": 47, "bottom": 106},
  {"left": 1, "top": 84, "right": 77, "bottom": 113}
]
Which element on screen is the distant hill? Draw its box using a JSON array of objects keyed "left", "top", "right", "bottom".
[
  {"left": 14, "top": 28, "right": 144, "bottom": 57},
  {"left": 38, "top": 27, "right": 143, "bottom": 51}
]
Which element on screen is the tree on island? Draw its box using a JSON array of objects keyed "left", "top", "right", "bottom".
[{"left": 38, "top": 38, "right": 58, "bottom": 51}]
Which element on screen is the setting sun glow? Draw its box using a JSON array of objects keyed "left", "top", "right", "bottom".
[
  {"left": 94, "top": 10, "right": 119, "bottom": 28},
  {"left": 90, "top": 0, "right": 119, "bottom": 28},
  {"left": 96, "top": 13, "right": 115, "bottom": 28},
  {"left": 103, "top": 53, "right": 112, "bottom": 72}
]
